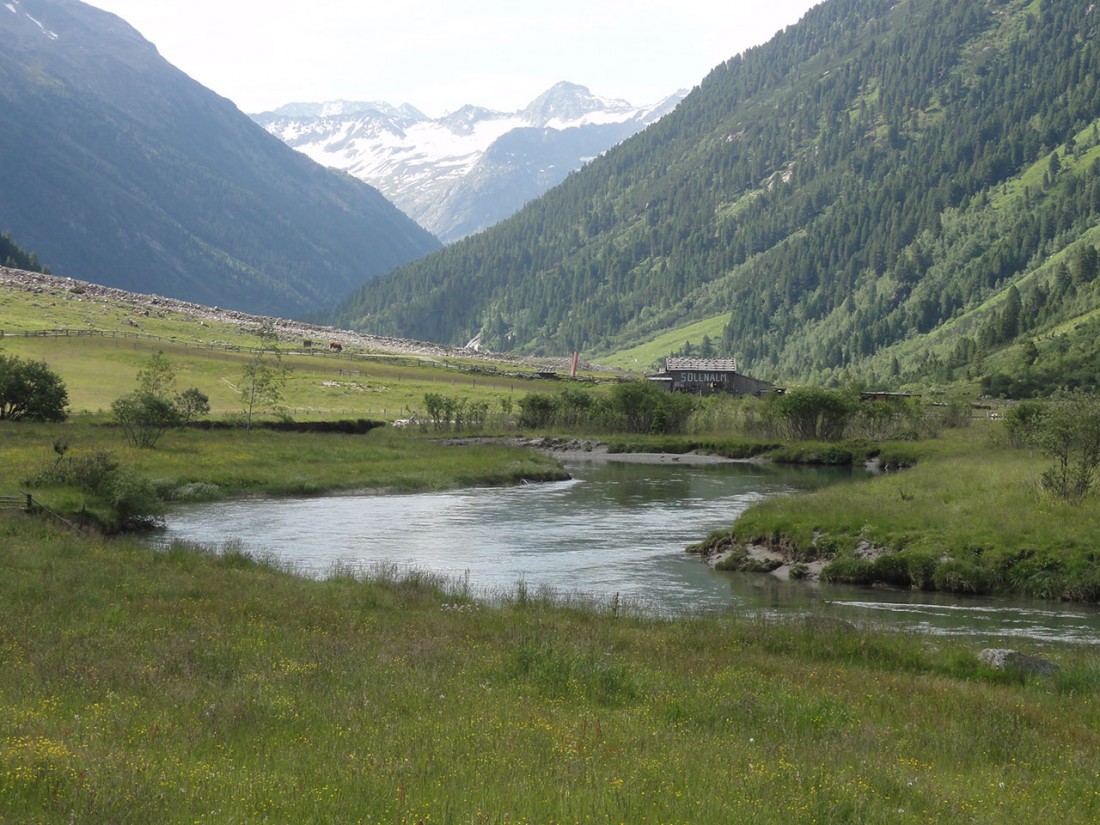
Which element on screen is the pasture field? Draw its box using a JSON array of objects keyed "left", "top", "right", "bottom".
[
  {"left": 1, "top": 515, "right": 1098, "bottom": 824},
  {"left": 0, "top": 332, "right": 532, "bottom": 419},
  {"left": 0, "top": 275, "right": 604, "bottom": 420}
]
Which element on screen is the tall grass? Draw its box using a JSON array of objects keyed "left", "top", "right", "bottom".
[{"left": 1, "top": 516, "right": 1098, "bottom": 823}]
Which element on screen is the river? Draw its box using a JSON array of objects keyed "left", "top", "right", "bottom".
[{"left": 158, "top": 457, "right": 1100, "bottom": 645}]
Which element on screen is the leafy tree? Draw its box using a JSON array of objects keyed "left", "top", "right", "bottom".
[
  {"left": 423, "top": 392, "right": 447, "bottom": 429},
  {"left": 112, "top": 393, "right": 182, "bottom": 450},
  {"left": 111, "top": 351, "right": 209, "bottom": 448},
  {"left": 240, "top": 329, "right": 289, "bottom": 429},
  {"left": 136, "top": 351, "right": 177, "bottom": 397},
  {"left": 1035, "top": 392, "right": 1100, "bottom": 504},
  {"left": 176, "top": 387, "right": 211, "bottom": 425},
  {"left": 240, "top": 358, "right": 287, "bottom": 429},
  {"left": 0, "top": 353, "right": 68, "bottom": 421}
]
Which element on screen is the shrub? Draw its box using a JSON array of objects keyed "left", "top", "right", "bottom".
[
  {"left": 773, "top": 387, "right": 857, "bottom": 441},
  {"left": 789, "top": 563, "right": 811, "bottom": 580},
  {"left": 601, "top": 380, "right": 695, "bottom": 434},
  {"left": 517, "top": 394, "right": 556, "bottom": 429},
  {"left": 26, "top": 450, "right": 119, "bottom": 495},
  {"left": 1003, "top": 400, "right": 1048, "bottom": 448},
  {"left": 108, "top": 470, "right": 164, "bottom": 531},
  {"left": 903, "top": 552, "right": 940, "bottom": 590},
  {"left": 170, "top": 482, "right": 224, "bottom": 503}
]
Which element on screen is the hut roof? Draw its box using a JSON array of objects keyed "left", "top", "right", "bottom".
[{"left": 665, "top": 357, "right": 738, "bottom": 372}]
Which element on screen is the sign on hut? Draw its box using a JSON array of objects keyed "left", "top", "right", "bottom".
[{"left": 648, "top": 357, "right": 774, "bottom": 396}]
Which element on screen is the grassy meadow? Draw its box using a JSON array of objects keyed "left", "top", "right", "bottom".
[
  {"left": 0, "top": 277, "right": 591, "bottom": 420},
  {"left": 2, "top": 514, "right": 1099, "bottom": 824},
  {"left": 0, "top": 332, "right": 541, "bottom": 421}
]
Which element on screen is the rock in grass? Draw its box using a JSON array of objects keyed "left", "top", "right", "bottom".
[{"left": 978, "top": 648, "right": 1060, "bottom": 677}]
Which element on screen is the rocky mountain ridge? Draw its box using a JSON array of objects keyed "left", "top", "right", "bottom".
[{"left": 254, "top": 82, "right": 685, "bottom": 242}]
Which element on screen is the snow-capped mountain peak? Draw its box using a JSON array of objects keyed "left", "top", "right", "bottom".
[
  {"left": 264, "top": 99, "right": 426, "bottom": 121},
  {"left": 253, "top": 82, "right": 686, "bottom": 242},
  {"left": 521, "top": 81, "right": 633, "bottom": 127}
]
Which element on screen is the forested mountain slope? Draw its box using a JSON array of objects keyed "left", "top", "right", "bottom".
[
  {"left": 0, "top": 0, "right": 439, "bottom": 318},
  {"left": 334, "top": 0, "right": 1100, "bottom": 389}
]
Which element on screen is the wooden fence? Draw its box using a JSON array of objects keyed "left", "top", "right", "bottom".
[
  {"left": 1, "top": 492, "right": 75, "bottom": 528},
  {"left": 0, "top": 327, "right": 434, "bottom": 363},
  {"left": 0, "top": 493, "right": 33, "bottom": 511}
]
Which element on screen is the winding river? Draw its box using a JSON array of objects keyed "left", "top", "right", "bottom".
[{"left": 159, "top": 457, "right": 1100, "bottom": 645}]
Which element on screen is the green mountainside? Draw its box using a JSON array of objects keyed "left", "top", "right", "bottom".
[
  {"left": 333, "top": 0, "right": 1100, "bottom": 393},
  {"left": 0, "top": 0, "right": 440, "bottom": 319}
]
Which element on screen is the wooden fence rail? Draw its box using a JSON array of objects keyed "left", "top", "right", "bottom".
[
  {"left": 0, "top": 327, "right": 354, "bottom": 359},
  {"left": 1, "top": 492, "right": 75, "bottom": 528}
]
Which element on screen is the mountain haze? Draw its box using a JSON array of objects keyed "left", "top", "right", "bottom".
[
  {"left": 0, "top": 0, "right": 440, "bottom": 318},
  {"left": 334, "top": 0, "right": 1100, "bottom": 390},
  {"left": 255, "top": 83, "right": 685, "bottom": 242}
]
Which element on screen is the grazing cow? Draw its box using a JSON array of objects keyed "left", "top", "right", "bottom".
[
  {"left": 303, "top": 339, "right": 313, "bottom": 349},
  {"left": 329, "top": 341, "right": 343, "bottom": 352}
]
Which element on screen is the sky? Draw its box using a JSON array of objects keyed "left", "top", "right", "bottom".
[{"left": 83, "top": 0, "right": 821, "bottom": 116}]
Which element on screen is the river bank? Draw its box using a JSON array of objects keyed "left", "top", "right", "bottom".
[
  {"left": 702, "top": 425, "right": 1100, "bottom": 602},
  {"left": 436, "top": 434, "right": 765, "bottom": 465}
]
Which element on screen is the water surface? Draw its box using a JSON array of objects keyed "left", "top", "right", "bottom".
[{"left": 159, "top": 458, "right": 1100, "bottom": 644}]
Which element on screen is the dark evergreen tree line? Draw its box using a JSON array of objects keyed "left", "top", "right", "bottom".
[{"left": 0, "top": 232, "right": 49, "bottom": 273}]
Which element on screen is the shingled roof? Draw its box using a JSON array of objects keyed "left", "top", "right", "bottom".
[{"left": 665, "top": 357, "right": 738, "bottom": 372}]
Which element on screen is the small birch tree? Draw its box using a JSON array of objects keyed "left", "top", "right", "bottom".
[{"left": 240, "top": 322, "right": 288, "bottom": 429}]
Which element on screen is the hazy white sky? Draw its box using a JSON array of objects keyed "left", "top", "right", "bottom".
[{"left": 83, "top": 0, "right": 820, "bottom": 116}]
